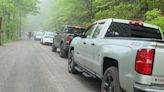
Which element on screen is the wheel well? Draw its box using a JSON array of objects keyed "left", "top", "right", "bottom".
[
  {"left": 103, "top": 57, "right": 118, "bottom": 74},
  {"left": 70, "top": 47, "right": 74, "bottom": 51}
]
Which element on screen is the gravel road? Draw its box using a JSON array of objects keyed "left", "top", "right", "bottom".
[{"left": 0, "top": 40, "right": 100, "bottom": 92}]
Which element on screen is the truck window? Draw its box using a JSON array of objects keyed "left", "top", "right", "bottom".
[
  {"left": 105, "top": 22, "right": 162, "bottom": 39},
  {"left": 92, "top": 23, "right": 104, "bottom": 38},
  {"left": 85, "top": 24, "right": 96, "bottom": 38}
]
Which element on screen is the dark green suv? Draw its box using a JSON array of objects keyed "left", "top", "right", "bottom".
[{"left": 52, "top": 25, "right": 85, "bottom": 58}]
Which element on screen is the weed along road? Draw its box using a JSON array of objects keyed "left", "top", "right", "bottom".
[{"left": 0, "top": 40, "right": 100, "bottom": 92}]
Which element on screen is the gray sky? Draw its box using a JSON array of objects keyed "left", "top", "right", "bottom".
[{"left": 23, "top": 0, "right": 52, "bottom": 32}]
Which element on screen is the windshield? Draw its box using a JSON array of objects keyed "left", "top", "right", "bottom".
[
  {"left": 36, "top": 32, "right": 44, "bottom": 36},
  {"left": 44, "top": 32, "right": 55, "bottom": 37}
]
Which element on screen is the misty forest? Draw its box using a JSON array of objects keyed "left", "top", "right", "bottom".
[
  {"left": 0, "top": 0, "right": 39, "bottom": 43},
  {"left": 0, "top": 0, "right": 164, "bottom": 43}
]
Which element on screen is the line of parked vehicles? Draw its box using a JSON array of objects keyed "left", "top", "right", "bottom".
[
  {"left": 33, "top": 31, "right": 56, "bottom": 45},
  {"left": 34, "top": 18, "right": 164, "bottom": 92}
]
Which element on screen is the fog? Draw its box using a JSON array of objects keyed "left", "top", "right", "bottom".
[{"left": 23, "top": 0, "right": 52, "bottom": 32}]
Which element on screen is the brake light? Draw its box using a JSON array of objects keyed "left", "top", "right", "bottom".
[
  {"left": 135, "top": 21, "right": 140, "bottom": 26},
  {"left": 66, "top": 35, "right": 71, "bottom": 44},
  {"left": 129, "top": 21, "right": 144, "bottom": 26},
  {"left": 129, "top": 21, "right": 135, "bottom": 25},
  {"left": 135, "top": 49, "right": 155, "bottom": 75}
]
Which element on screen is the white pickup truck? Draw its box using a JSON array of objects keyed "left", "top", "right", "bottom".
[{"left": 68, "top": 19, "right": 164, "bottom": 92}]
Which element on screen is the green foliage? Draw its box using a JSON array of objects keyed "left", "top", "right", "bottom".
[
  {"left": 45, "top": 0, "right": 164, "bottom": 34},
  {"left": 93, "top": 2, "right": 141, "bottom": 20},
  {"left": 44, "top": 0, "right": 93, "bottom": 31},
  {"left": 145, "top": 9, "right": 164, "bottom": 33},
  {"left": 0, "top": 0, "right": 39, "bottom": 43},
  {"left": 145, "top": 9, "right": 161, "bottom": 20}
]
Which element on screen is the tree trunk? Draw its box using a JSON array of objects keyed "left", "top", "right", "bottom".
[
  {"left": 0, "top": 17, "right": 2, "bottom": 45},
  {"left": 143, "top": 0, "right": 148, "bottom": 11},
  {"left": 85, "top": 0, "right": 93, "bottom": 21},
  {"left": 19, "top": 9, "right": 22, "bottom": 37}
]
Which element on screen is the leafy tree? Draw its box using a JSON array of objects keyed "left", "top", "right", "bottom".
[
  {"left": 145, "top": 8, "right": 164, "bottom": 33},
  {"left": 45, "top": 0, "right": 164, "bottom": 35},
  {"left": 0, "top": 0, "right": 39, "bottom": 43}
]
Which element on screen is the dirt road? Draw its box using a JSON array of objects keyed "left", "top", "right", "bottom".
[{"left": 0, "top": 40, "right": 100, "bottom": 92}]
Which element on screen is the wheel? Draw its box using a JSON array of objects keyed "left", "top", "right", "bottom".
[
  {"left": 59, "top": 43, "right": 67, "bottom": 58},
  {"left": 52, "top": 45, "right": 57, "bottom": 52},
  {"left": 42, "top": 40, "right": 46, "bottom": 45},
  {"left": 68, "top": 50, "right": 78, "bottom": 74},
  {"left": 101, "top": 67, "right": 121, "bottom": 92}
]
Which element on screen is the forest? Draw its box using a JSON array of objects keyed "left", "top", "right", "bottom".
[
  {"left": 44, "top": 0, "right": 164, "bottom": 34},
  {"left": 0, "top": 0, "right": 164, "bottom": 44},
  {"left": 0, "top": 0, "right": 39, "bottom": 43}
]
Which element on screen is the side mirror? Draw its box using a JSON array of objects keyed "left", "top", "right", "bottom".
[{"left": 80, "top": 35, "right": 86, "bottom": 38}]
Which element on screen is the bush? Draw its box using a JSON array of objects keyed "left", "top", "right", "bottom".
[{"left": 145, "top": 9, "right": 164, "bottom": 33}]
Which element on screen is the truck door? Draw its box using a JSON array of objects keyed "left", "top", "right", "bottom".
[
  {"left": 86, "top": 22, "right": 105, "bottom": 73},
  {"left": 76, "top": 24, "right": 97, "bottom": 69}
]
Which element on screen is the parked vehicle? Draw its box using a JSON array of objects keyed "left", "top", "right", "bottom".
[
  {"left": 34, "top": 32, "right": 44, "bottom": 40},
  {"left": 40, "top": 32, "right": 56, "bottom": 45},
  {"left": 68, "top": 18, "right": 164, "bottom": 92},
  {"left": 52, "top": 25, "right": 85, "bottom": 58}
]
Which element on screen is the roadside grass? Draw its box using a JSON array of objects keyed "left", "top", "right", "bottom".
[
  {"left": 2, "top": 39, "right": 11, "bottom": 44},
  {"left": 1, "top": 36, "right": 21, "bottom": 45}
]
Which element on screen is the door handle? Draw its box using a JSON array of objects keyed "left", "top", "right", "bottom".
[
  {"left": 91, "top": 43, "right": 95, "bottom": 46},
  {"left": 83, "top": 42, "right": 86, "bottom": 44}
]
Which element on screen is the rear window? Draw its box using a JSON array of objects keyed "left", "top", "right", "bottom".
[
  {"left": 105, "top": 22, "right": 162, "bottom": 39},
  {"left": 36, "top": 33, "right": 44, "bottom": 36},
  {"left": 45, "top": 33, "right": 54, "bottom": 37}
]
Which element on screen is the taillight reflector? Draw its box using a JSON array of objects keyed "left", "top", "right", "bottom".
[{"left": 135, "top": 49, "right": 155, "bottom": 75}]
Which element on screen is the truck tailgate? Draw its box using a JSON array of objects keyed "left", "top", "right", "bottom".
[{"left": 153, "top": 42, "right": 164, "bottom": 76}]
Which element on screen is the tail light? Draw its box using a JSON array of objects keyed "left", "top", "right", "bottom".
[
  {"left": 135, "top": 49, "right": 155, "bottom": 75},
  {"left": 66, "top": 35, "right": 71, "bottom": 44}
]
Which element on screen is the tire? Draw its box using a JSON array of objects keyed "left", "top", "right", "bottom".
[
  {"left": 59, "top": 43, "right": 67, "bottom": 58},
  {"left": 42, "top": 42, "right": 45, "bottom": 45},
  {"left": 42, "top": 40, "right": 45, "bottom": 45},
  {"left": 52, "top": 45, "right": 57, "bottom": 52},
  {"left": 101, "top": 67, "right": 122, "bottom": 92},
  {"left": 68, "top": 50, "right": 78, "bottom": 74}
]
